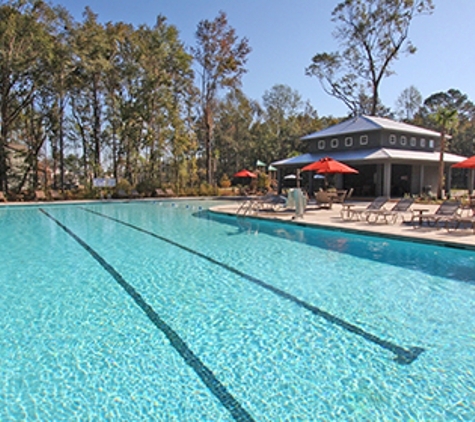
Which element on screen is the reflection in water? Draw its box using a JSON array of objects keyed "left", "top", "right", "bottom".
[{"left": 201, "top": 211, "right": 475, "bottom": 284}]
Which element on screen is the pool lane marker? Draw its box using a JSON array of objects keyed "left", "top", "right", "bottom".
[
  {"left": 39, "top": 209, "right": 254, "bottom": 422},
  {"left": 80, "top": 207, "right": 425, "bottom": 365}
]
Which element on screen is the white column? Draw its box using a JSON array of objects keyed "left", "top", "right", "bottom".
[
  {"left": 383, "top": 162, "right": 391, "bottom": 197},
  {"left": 419, "top": 165, "right": 425, "bottom": 195},
  {"left": 447, "top": 167, "right": 452, "bottom": 197},
  {"left": 469, "top": 169, "right": 474, "bottom": 195}
]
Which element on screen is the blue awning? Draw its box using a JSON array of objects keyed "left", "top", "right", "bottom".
[{"left": 272, "top": 148, "right": 467, "bottom": 168}]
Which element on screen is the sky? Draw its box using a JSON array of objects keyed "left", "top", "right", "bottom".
[{"left": 49, "top": 0, "right": 475, "bottom": 118}]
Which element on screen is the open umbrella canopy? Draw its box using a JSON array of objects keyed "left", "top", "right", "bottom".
[
  {"left": 452, "top": 156, "right": 475, "bottom": 169},
  {"left": 256, "top": 159, "right": 267, "bottom": 167},
  {"left": 283, "top": 174, "right": 302, "bottom": 180},
  {"left": 301, "top": 156, "right": 358, "bottom": 174},
  {"left": 233, "top": 169, "right": 257, "bottom": 178}
]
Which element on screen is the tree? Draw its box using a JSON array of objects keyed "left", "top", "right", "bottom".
[
  {"left": 433, "top": 107, "right": 458, "bottom": 199},
  {"left": 214, "top": 89, "right": 257, "bottom": 177},
  {"left": 70, "top": 7, "right": 111, "bottom": 180},
  {"left": 416, "top": 89, "right": 475, "bottom": 157},
  {"left": 193, "top": 11, "right": 251, "bottom": 184},
  {"left": 395, "top": 85, "right": 422, "bottom": 121},
  {"left": 306, "top": 0, "right": 433, "bottom": 116},
  {"left": 0, "top": 0, "right": 58, "bottom": 192},
  {"left": 261, "top": 84, "right": 305, "bottom": 159}
]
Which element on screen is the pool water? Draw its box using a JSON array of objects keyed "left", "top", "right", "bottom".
[{"left": 1, "top": 200, "right": 474, "bottom": 421}]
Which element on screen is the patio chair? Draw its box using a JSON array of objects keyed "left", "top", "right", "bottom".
[
  {"left": 315, "top": 190, "right": 333, "bottom": 209},
  {"left": 330, "top": 189, "right": 349, "bottom": 204},
  {"left": 250, "top": 194, "right": 288, "bottom": 213},
  {"left": 411, "top": 200, "right": 461, "bottom": 228},
  {"left": 448, "top": 214, "right": 475, "bottom": 233},
  {"left": 35, "top": 190, "right": 47, "bottom": 201},
  {"left": 165, "top": 188, "right": 176, "bottom": 197},
  {"left": 50, "top": 190, "right": 62, "bottom": 200},
  {"left": 116, "top": 189, "right": 128, "bottom": 198},
  {"left": 366, "top": 197, "right": 414, "bottom": 224},
  {"left": 155, "top": 188, "right": 166, "bottom": 197},
  {"left": 345, "top": 188, "right": 354, "bottom": 201},
  {"left": 344, "top": 196, "right": 389, "bottom": 221}
]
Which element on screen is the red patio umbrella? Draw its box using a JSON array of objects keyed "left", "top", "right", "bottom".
[
  {"left": 301, "top": 156, "right": 359, "bottom": 174},
  {"left": 233, "top": 169, "right": 257, "bottom": 178},
  {"left": 302, "top": 156, "right": 358, "bottom": 189},
  {"left": 452, "top": 156, "right": 475, "bottom": 169}
]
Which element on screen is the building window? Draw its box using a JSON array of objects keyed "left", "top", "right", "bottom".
[
  {"left": 429, "top": 139, "right": 434, "bottom": 148},
  {"left": 345, "top": 136, "right": 353, "bottom": 147},
  {"left": 331, "top": 138, "right": 339, "bottom": 148},
  {"left": 318, "top": 140, "right": 326, "bottom": 150},
  {"left": 420, "top": 138, "right": 426, "bottom": 147},
  {"left": 389, "top": 134, "right": 397, "bottom": 145},
  {"left": 400, "top": 136, "right": 407, "bottom": 146},
  {"left": 410, "top": 137, "right": 417, "bottom": 147},
  {"left": 360, "top": 135, "right": 368, "bottom": 145}
]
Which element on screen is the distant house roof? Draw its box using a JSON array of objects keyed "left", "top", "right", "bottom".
[
  {"left": 6, "top": 143, "right": 28, "bottom": 152},
  {"left": 272, "top": 148, "right": 467, "bottom": 168},
  {"left": 301, "top": 115, "right": 442, "bottom": 140}
]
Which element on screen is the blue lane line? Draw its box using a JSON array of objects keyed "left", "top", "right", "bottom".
[
  {"left": 39, "top": 208, "right": 254, "bottom": 422},
  {"left": 80, "top": 207, "right": 425, "bottom": 365}
]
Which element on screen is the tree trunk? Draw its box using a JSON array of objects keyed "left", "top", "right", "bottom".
[
  {"left": 0, "top": 101, "right": 9, "bottom": 192},
  {"left": 59, "top": 85, "right": 65, "bottom": 192},
  {"left": 437, "top": 131, "right": 446, "bottom": 200},
  {"left": 92, "top": 75, "right": 101, "bottom": 177},
  {"left": 204, "top": 105, "right": 214, "bottom": 185}
]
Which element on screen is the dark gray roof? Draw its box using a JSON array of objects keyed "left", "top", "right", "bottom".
[{"left": 301, "top": 115, "right": 441, "bottom": 140}]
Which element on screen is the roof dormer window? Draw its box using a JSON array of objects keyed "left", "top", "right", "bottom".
[
  {"left": 345, "top": 137, "right": 353, "bottom": 147},
  {"left": 389, "top": 134, "right": 397, "bottom": 145},
  {"left": 318, "top": 140, "right": 326, "bottom": 150},
  {"left": 331, "top": 138, "right": 339, "bottom": 148},
  {"left": 360, "top": 135, "right": 368, "bottom": 145}
]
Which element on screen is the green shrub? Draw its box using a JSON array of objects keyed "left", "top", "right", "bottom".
[
  {"left": 114, "top": 179, "right": 132, "bottom": 197},
  {"left": 136, "top": 179, "right": 161, "bottom": 196},
  {"left": 219, "top": 173, "right": 231, "bottom": 188}
]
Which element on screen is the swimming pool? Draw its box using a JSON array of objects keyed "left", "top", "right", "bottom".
[{"left": 1, "top": 200, "right": 474, "bottom": 421}]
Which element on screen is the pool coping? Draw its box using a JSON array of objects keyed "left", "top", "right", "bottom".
[{"left": 210, "top": 204, "right": 475, "bottom": 252}]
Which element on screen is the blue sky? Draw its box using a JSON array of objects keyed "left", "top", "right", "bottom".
[{"left": 50, "top": 0, "right": 475, "bottom": 117}]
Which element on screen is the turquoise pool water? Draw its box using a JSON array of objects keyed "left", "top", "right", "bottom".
[{"left": 1, "top": 200, "right": 474, "bottom": 421}]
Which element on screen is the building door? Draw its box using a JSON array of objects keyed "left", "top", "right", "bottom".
[
  {"left": 347, "top": 164, "right": 377, "bottom": 197},
  {"left": 391, "top": 164, "right": 412, "bottom": 197}
]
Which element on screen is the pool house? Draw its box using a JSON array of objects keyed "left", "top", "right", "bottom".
[{"left": 273, "top": 115, "right": 467, "bottom": 197}]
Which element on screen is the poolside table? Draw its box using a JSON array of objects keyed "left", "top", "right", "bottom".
[
  {"left": 340, "top": 203, "right": 355, "bottom": 220},
  {"left": 412, "top": 208, "right": 429, "bottom": 226}
]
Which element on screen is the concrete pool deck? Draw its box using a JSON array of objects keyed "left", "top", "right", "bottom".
[{"left": 211, "top": 200, "right": 475, "bottom": 250}]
